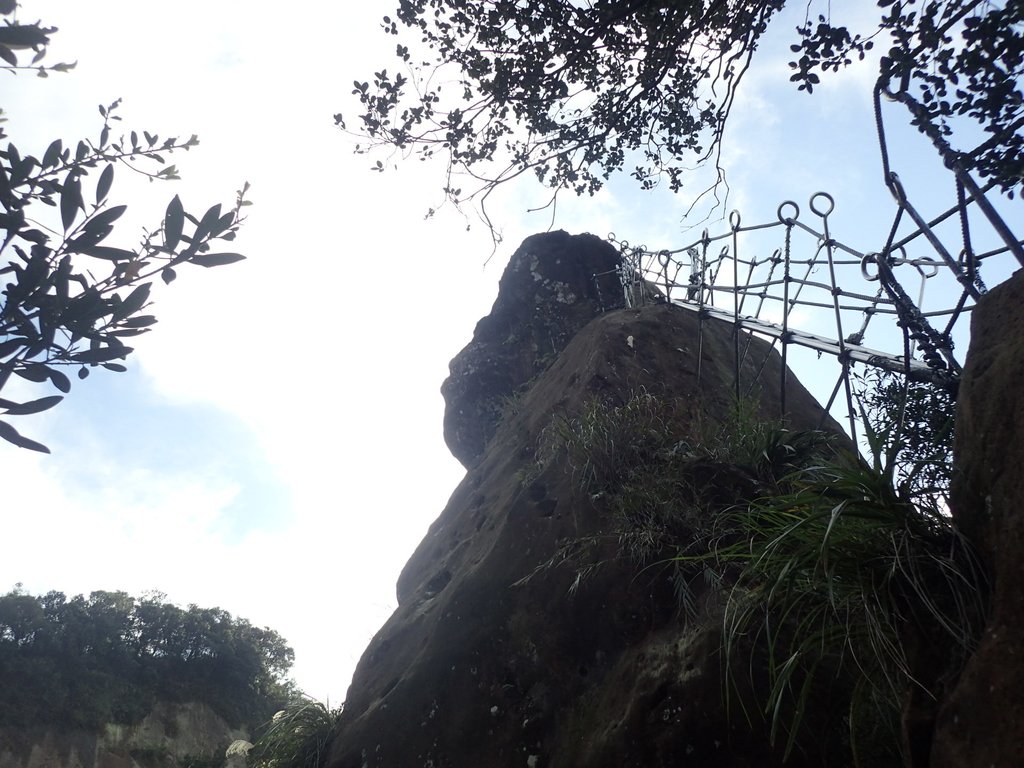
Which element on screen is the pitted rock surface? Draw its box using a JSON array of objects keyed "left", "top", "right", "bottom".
[
  {"left": 329, "top": 268, "right": 852, "bottom": 768},
  {"left": 931, "top": 269, "right": 1024, "bottom": 768},
  {"left": 441, "top": 231, "right": 624, "bottom": 468}
]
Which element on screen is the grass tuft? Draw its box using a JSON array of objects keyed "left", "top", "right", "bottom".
[
  {"left": 703, "top": 449, "right": 984, "bottom": 760},
  {"left": 249, "top": 698, "right": 341, "bottom": 768}
]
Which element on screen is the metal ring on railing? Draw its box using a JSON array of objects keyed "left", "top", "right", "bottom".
[
  {"left": 887, "top": 172, "right": 908, "bottom": 205},
  {"left": 777, "top": 201, "right": 800, "bottom": 224},
  {"left": 913, "top": 256, "right": 940, "bottom": 279},
  {"left": 729, "top": 210, "right": 742, "bottom": 230},
  {"left": 861, "top": 253, "right": 881, "bottom": 282},
  {"left": 810, "top": 191, "right": 835, "bottom": 217}
]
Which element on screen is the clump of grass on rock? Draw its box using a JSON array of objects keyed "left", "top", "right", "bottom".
[{"left": 531, "top": 383, "right": 984, "bottom": 764}]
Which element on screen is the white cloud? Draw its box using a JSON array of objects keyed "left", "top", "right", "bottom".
[{"left": 4, "top": 0, "right": 507, "bottom": 704}]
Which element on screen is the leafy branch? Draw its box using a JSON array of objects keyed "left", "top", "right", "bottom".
[
  {"left": 0, "top": 14, "right": 75, "bottom": 78},
  {"left": 342, "top": 0, "right": 1023, "bottom": 241},
  {"left": 0, "top": 9, "right": 251, "bottom": 453},
  {"left": 337, "top": 0, "right": 785, "bottom": 236}
]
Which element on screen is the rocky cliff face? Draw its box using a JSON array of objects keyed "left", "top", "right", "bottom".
[
  {"left": 0, "top": 702, "right": 245, "bottom": 768},
  {"left": 327, "top": 232, "right": 852, "bottom": 768},
  {"left": 931, "top": 269, "right": 1024, "bottom": 768}
]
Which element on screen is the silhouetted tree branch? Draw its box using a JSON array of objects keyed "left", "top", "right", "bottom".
[{"left": 338, "top": 0, "right": 1022, "bottom": 230}]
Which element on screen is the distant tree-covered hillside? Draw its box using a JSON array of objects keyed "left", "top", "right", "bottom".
[{"left": 0, "top": 588, "right": 294, "bottom": 729}]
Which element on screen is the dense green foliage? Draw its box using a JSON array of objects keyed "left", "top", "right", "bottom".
[
  {"left": 341, "top": 1, "right": 1022, "bottom": 217},
  {"left": 870, "top": 0, "right": 1024, "bottom": 195},
  {"left": 0, "top": 588, "right": 294, "bottom": 729},
  {"left": 856, "top": 368, "right": 955, "bottom": 507},
  {"left": 0, "top": 6, "right": 249, "bottom": 452}
]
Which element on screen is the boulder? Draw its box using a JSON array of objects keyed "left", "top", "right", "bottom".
[{"left": 931, "top": 269, "right": 1024, "bottom": 768}]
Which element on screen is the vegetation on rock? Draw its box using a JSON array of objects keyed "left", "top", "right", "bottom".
[
  {"left": 0, "top": 588, "right": 294, "bottom": 729},
  {"left": 248, "top": 698, "right": 341, "bottom": 768},
  {"left": 534, "top": 379, "right": 982, "bottom": 764},
  {"left": 855, "top": 368, "right": 956, "bottom": 507}
]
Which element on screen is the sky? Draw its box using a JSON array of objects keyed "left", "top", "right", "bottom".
[{"left": 2, "top": 1, "right": 1018, "bottom": 705}]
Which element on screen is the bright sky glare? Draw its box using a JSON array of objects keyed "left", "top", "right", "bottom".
[{"left": 2, "top": 1, "right": 1015, "bottom": 706}]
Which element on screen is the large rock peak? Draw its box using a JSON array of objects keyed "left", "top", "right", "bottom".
[
  {"left": 328, "top": 232, "right": 850, "bottom": 768},
  {"left": 441, "top": 231, "right": 624, "bottom": 468}
]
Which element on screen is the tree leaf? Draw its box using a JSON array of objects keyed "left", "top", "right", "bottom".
[
  {"left": 215, "top": 211, "right": 235, "bottom": 235},
  {"left": 96, "top": 164, "right": 114, "bottom": 203},
  {"left": 0, "top": 22, "right": 51, "bottom": 48},
  {"left": 194, "top": 203, "right": 223, "bottom": 242},
  {"left": 2, "top": 395, "right": 63, "bottom": 416},
  {"left": 60, "top": 172, "right": 82, "bottom": 232},
  {"left": 80, "top": 245, "right": 136, "bottom": 261},
  {"left": 120, "top": 315, "right": 157, "bottom": 328},
  {"left": 189, "top": 252, "right": 246, "bottom": 268},
  {"left": 14, "top": 365, "right": 50, "bottom": 383},
  {"left": 15, "top": 249, "right": 50, "bottom": 298},
  {"left": 0, "top": 337, "right": 28, "bottom": 359},
  {"left": 161, "top": 267, "right": 177, "bottom": 284},
  {"left": 42, "top": 139, "right": 62, "bottom": 169},
  {"left": 71, "top": 347, "right": 131, "bottom": 364},
  {"left": 20, "top": 229, "right": 48, "bottom": 245},
  {"left": 113, "top": 282, "right": 151, "bottom": 321},
  {"left": 48, "top": 368, "right": 71, "bottom": 393},
  {"left": 164, "top": 195, "right": 185, "bottom": 251},
  {"left": 87, "top": 204, "right": 127, "bottom": 231},
  {"left": 0, "top": 420, "right": 50, "bottom": 453},
  {"left": 67, "top": 226, "right": 111, "bottom": 252}
]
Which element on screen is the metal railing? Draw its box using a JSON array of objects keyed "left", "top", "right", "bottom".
[{"left": 603, "top": 179, "right": 1021, "bottom": 442}]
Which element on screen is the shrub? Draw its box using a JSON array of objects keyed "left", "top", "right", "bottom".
[
  {"left": 249, "top": 698, "right": 341, "bottom": 768},
  {"left": 706, "top": 449, "right": 983, "bottom": 761}
]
